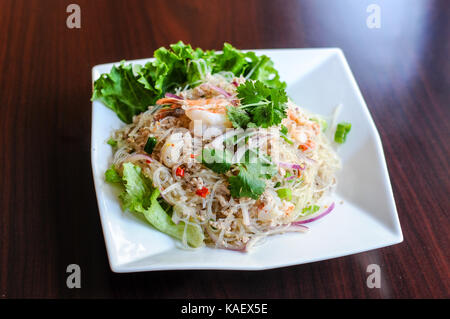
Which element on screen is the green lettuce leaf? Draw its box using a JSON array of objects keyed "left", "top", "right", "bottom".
[
  {"left": 91, "top": 61, "right": 158, "bottom": 123},
  {"left": 119, "top": 163, "right": 204, "bottom": 247},
  {"left": 211, "top": 44, "right": 286, "bottom": 89},
  {"left": 245, "top": 52, "right": 286, "bottom": 89},
  {"left": 105, "top": 166, "right": 121, "bottom": 183},
  {"left": 212, "top": 43, "right": 249, "bottom": 75},
  {"left": 138, "top": 41, "right": 212, "bottom": 95}
]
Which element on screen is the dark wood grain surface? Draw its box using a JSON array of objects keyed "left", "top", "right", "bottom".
[{"left": 0, "top": 0, "right": 448, "bottom": 299}]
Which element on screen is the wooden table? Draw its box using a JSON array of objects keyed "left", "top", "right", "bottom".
[{"left": 0, "top": 0, "right": 448, "bottom": 298}]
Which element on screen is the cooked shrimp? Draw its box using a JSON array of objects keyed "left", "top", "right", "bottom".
[
  {"left": 184, "top": 98, "right": 233, "bottom": 128},
  {"left": 160, "top": 133, "right": 185, "bottom": 167},
  {"left": 156, "top": 97, "right": 182, "bottom": 106},
  {"left": 283, "top": 109, "right": 320, "bottom": 146}
]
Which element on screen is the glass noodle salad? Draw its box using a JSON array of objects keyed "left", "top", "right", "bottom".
[{"left": 93, "top": 42, "right": 350, "bottom": 251}]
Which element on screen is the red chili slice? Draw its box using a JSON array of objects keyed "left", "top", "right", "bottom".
[
  {"left": 176, "top": 166, "right": 185, "bottom": 177},
  {"left": 196, "top": 187, "right": 209, "bottom": 198}
]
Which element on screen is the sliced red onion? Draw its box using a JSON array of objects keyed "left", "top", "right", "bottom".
[
  {"left": 285, "top": 175, "right": 297, "bottom": 181},
  {"left": 297, "top": 152, "right": 317, "bottom": 165},
  {"left": 278, "top": 162, "right": 305, "bottom": 170},
  {"left": 292, "top": 202, "right": 335, "bottom": 225},
  {"left": 165, "top": 92, "right": 183, "bottom": 99}
]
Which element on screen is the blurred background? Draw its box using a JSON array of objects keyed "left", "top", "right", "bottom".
[{"left": 0, "top": 0, "right": 448, "bottom": 298}]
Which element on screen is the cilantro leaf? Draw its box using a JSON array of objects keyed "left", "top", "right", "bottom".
[
  {"left": 200, "top": 148, "right": 233, "bottom": 174},
  {"left": 237, "top": 80, "right": 271, "bottom": 105},
  {"left": 229, "top": 170, "right": 266, "bottom": 200},
  {"left": 228, "top": 150, "right": 277, "bottom": 199},
  {"left": 232, "top": 80, "right": 288, "bottom": 128},
  {"left": 226, "top": 106, "right": 251, "bottom": 128},
  {"left": 240, "top": 149, "right": 277, "bottom": 178}
]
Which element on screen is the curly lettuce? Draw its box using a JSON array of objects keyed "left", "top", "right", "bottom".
[
  {"left": 108, "top": 163, "right": 204, "bottom": 247},
  {"left": 91, "top": 62, "right": 158, "bottom": 123}
]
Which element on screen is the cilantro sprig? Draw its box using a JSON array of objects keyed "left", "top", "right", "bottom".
[
  {"left": 199, "top": 147, "right": 276, "bottom": 200},
  {"left": 227, "top": 80, "right": 288, "bottom": 129},
  {"left": 229, "top": 150, "right": 277, "bottom": 200}
]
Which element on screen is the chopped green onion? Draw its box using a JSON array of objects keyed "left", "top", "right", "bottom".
[
  {"left": 274, "top": 182, "right": 281, "bottom": 188},
  {"left": 277, "top": 188, "right": 292, "bottom": 201},
  {"left": 107, "top": 138, "right": 117, "bottom": 147},
  {"left": 280, "top": 125, "right": 294, "bottom": 145},
  {"left": 302, "top": 205, "right": 320, "bottom": 216},
  {"left": 144, "top": 136, "right": 158, "bottom": 154},
  {"left": 334, "top": 122, "right": 351, "bottom": 144}
]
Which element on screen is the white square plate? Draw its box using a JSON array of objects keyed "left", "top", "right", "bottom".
[{"left": 91, "top": 48, "right": 403, "bottom": 272}]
